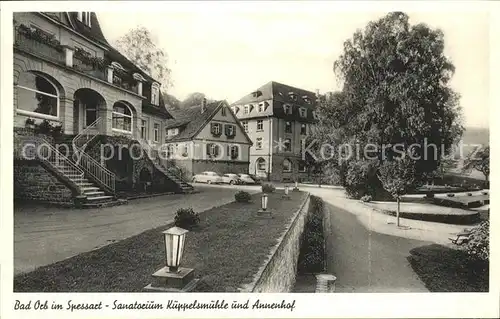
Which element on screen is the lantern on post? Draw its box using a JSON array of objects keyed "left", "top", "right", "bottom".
[
  {"left": 163, "top": 226, "right": 188, "bottom": 272},
  {"left": 282, "top": 185, "right": 291, "bottom": 199},
  {"left": 144, "top": 226, "right": 198, "bottom": 292},
  {"left": 257, "top": 193, "right": 272, "bottom": 217}
]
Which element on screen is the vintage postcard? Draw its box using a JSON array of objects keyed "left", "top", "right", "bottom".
[{"left": 0, "top": 1, "right": 498, "bottom": 318}]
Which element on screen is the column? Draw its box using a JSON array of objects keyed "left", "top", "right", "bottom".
[{"left": 63, "top": 46, "right": 74, "bottom": 67}]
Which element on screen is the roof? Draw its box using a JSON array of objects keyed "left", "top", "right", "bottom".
[
  {"left": 64, "top": 12, "right": 172, "bottom": 118},
  {"left": 231, "top": 81, "right": 317, "bottom": 106},
  {"left": 231, "top": 81, "right": 319, "bottom": 123},
  {"left": 164, "top": 101, "right": 252, "bottom": 144},
  {"left": 165, "top": 101, "right": 224, "bottom": 142}
]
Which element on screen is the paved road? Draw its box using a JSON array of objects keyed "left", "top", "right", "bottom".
[
  {"left": 324, "top": 203, "right": 429, "bottom": 292},
  {"left": 14, "top": 184, "right": 259, "bottom": 275}
]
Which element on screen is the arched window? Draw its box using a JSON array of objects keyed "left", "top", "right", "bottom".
[
  {"left": 256, "top": 158, "right": 266, "bottom": 171},
  {"left": 112, "top": 103, "right": 133, "bottom": 133},
  {"left": 16, "top": 72, "right": 59, "bottom": 119},
  {"left": 283, "top": 159, "right": 292, "bottom": 172}
]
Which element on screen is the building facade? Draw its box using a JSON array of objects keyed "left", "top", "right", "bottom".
[
  {"left": 231, "top": 81, "right": 318, "bottom": 182},
  {"left": 13, "top": 12, "right": 190, "bottom": 207},
  {"left": 163, "top": 100, "right": 253, "bottom": 179}
]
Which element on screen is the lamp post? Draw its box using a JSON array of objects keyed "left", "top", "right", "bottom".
[
  {"left": 163, "top": 227, "right": 188, "bottom": 273},
  {"left": 144, "top": 226, "right": 198, "bottom": 292},
  {"left": 293, "top": 181, "right": 299, "bottom": 191},
  {"left": 257, "top": 193, "right": 272, "bottom": 217},
  {"left": 282, "top": 185, "right": 291, "bottom": 199}
]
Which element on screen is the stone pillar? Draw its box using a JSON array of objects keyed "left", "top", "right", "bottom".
[
  {"left": 315, "top": 274, "right": 337, "bottom": 293},
  {"left": 63, "top": 46, "right": 74, "bottom": 67},
  {"left": 137, "top": 81, "right": 143, "bottom": 96},
  {"left": 107, "top": 66, "right": 114, "bottom": 84}
]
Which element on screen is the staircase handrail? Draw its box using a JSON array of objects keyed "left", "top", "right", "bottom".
[
  {"left": 35, "top": 137, "right": 85, "bottom": 177},
  {"left": 72, "top": 117, "right": 115, "bottom": 193}
]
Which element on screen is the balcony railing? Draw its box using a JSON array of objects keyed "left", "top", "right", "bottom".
[
  {"left": 14, "top": 25, "right": 140, "bottom": 96},
  {"left": 73, "top": 55, "right": 107, "bottom": 82},
  {"left": 14, "top": 26, "right": 65, "bottom": 65},
  {"left": 112, "top": 74, "right": 139, "bottom": 94}
]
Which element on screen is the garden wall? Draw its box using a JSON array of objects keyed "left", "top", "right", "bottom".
[
  {"left": 240, "top": 193, "right": 311, "bottom": 292},
  {"left": 14, "top": 160, "right": 74, "bottom": 204}
]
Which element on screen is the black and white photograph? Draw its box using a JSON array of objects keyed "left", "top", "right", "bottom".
[{"left": 1, "top": 1, "right": 498, "bottom": 318}]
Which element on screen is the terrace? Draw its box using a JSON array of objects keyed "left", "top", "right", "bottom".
[{"left": 14, "top": 24, "right": 142, "bottom": 96}]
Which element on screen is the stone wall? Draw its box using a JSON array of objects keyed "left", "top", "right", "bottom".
[
  {"left": 14, "top": 160, "right": 73, "bottom": 204},
  {"left": 240, "top": 193, "right": 311, "bottom": 292}
]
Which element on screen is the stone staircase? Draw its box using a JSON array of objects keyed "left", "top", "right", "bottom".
[
  {"left": 57, "top": 161, "right": 115, "bottom": 205},
  {"left": 138, "top": 140, "right": 194, "bottom": 194},
  {"left": 32, "top": 136, "right": 122, "bottom": 208}
]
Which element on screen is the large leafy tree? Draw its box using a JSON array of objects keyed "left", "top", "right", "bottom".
[
  {"left": 115, "top": 26, "right": 172, "bottom": 90},
  {"left": 332, "top": 12, "right": 464, "bottom": 176}
]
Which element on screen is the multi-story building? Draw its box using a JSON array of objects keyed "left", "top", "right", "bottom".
[
  {"left": 163, "top": 100, "right": 253, "bottom": 179},
  {"left": 13, "top": 12, "right": 191, "bottom": 207},
  {"left": 231, "top": 81, "right": 319, "bottom": 182}
]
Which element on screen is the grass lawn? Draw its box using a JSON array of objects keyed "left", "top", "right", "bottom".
[
  {"left": 407, "top": 244, "right": 488, "bottom": 292},
  {"left": 366, "top": 201, "right": 480, "bottom": 225},
  {"left": 14, "top": 191, "right": 308, "bottom": 292}
]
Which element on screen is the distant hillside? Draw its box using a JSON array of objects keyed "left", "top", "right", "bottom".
[
  {"left": 448, "top": 127, "right": 489, "bottom": 180},
  {"left": 461, "top": 127, "right": 489, "bottom": 148}
]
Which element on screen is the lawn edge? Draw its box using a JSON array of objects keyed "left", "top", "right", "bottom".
[{"left": 238, "top": 192, "right": 310, "bottom": 292}]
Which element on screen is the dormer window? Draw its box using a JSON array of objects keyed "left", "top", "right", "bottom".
[
  {"left": 258, "top": 103, "right": 264, "bottom": 113},
  {"left": 288, "top": 92, "right": 297, "bottom": 101},
  {"left": 151, "top": 82, "right": 160, "bottom": 106},
  {"left": 299, "top": 107, "right": 307, "bottom": 118},
  {"left": 283, "top": 104, "right": 293, "bottom": 115},
  {"left": 252, "top": 90, "right": 262, "bottom": 98},
  {"left": 77, "top": 12, "right": 92, "bottom": 27},
  {"left": 244, "top": 105, "right": 249, "bottom": 114},
  {"left": 302, "top": 95, "right": 311, "bottom": 104},
  {"left": 111, "top": 62, "right": 125, "bottom": 72}
]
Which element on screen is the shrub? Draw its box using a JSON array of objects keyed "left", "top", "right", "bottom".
[
  {"left": 360, "top": 195, "right": 372, "bottom": 202},
  {"left": 463, "top": 221, "right": 489, "bottom": 262},
  {"left": 425, "top": 192, "right": 435, "bottom": 199},
  {"left": 447, "top": 193, "right": 455, "bottom": 197},
  {"left": 298, "top": 196, "right": 325, "bottom": 273},
  {"left": 261, "top": 183, "right": 275, "bottom": 193},
  {"left": 174, "top": 208, "right": 200, "bottom": 230},
  {"left": 234, "top": 191, "right": 251, "bottom": 203},
  {"left": 481, "top": 191, "right": 488, "bottom": 195},
  {"left": 467, "top": 192, "right": 473, "bottom": 196}
]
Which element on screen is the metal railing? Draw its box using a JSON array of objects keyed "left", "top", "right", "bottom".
[
  {"left": 34, "top": 137, "right": 85, "bottom": 179},
  {"left": 72, "top": 117, "right": 116, "bottom": 193},
  {"left": 73, "top": 118, "right": 101, "bottom": 150},
  {"left": 77, "top": 151, "right": 116, "bottom": 193}
]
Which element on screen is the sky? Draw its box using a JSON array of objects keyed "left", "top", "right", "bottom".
[{"left": 97, "top": 3, "right": 490, "bottom": 128}]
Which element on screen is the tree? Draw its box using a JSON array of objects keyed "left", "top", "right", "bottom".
[
  {"left": 164, "top": 93, "right": 181, "bottom": 109},
  {"left": 332, "top": 12, "right": 464, "bottom": 177},
  {"left": 377, "top": 157, "right": 420, "bottom": 227},
  {"left": 115, "top": 26, "right": 172, "bottom": 89},
  {"left": 180, "top": 92, "right": 209, "bottom": 108},
  {"left": 462, "top": 145, "right": 489, "bottom": 187}
]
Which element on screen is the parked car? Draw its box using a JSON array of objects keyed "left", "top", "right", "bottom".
[
  {"left": 192, "top": 171, "right": 223, "bottom": 184},
  {"left": 238, "top": 173, "right": 257, "bottom": 185},
  {"left": 221, "top": 173, "right": 241, "bottom": 185}
]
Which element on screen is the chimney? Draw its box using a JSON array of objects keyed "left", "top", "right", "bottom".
[
  {"left": 316, "top": 89, "right": 320, "bottom": 103},
  {"left": 201, "top": 98, "right": 207, "bottom": 113}
]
